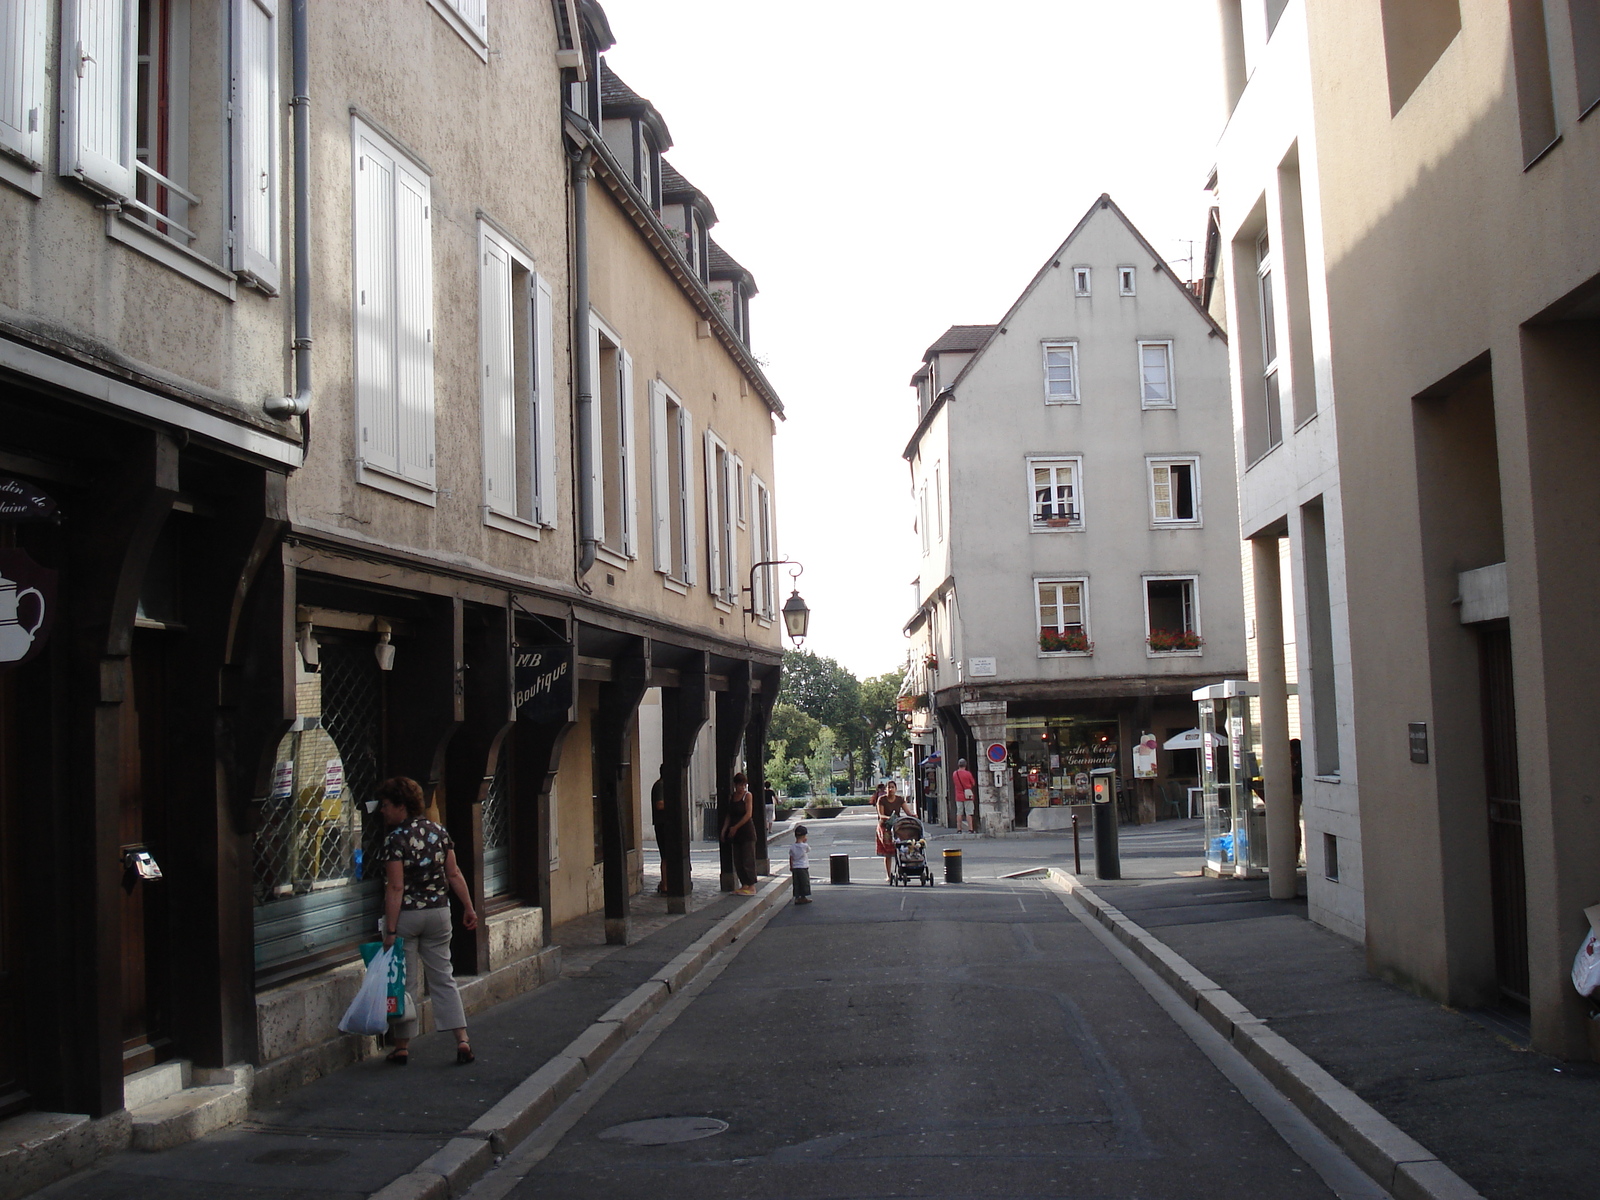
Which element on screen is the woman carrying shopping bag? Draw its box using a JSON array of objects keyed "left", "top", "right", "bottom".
[{"left": 377, "top": 776, "right": 478, "bottom": 1065}]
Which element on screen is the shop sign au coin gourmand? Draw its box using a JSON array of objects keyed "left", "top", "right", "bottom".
[{"left": 0, "top": 478, "right": 59, "bottom": 668}]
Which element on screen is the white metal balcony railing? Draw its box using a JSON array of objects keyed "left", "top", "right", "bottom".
[{"left": 125, "top": 160, "right": 201, "bottom": 244}]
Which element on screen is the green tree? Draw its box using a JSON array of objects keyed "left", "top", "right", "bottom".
[
  {"left": 781, "top": 649, "right": 871, "bottom": 788},
  {"left": 861, "top": 670, "right": 911, "bottom": 779},
  {"left": 767, "top": 702, "right": 821, "bottom": 763},
  {"left": 803, "top": 726, "right": 837, "bottom": 797}
]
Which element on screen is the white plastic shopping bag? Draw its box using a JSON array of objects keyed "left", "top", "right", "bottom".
[
  {"left": 1574, "top": 905, "right": 1600, "bottom": 999},
  {"left": 339, "top": 945, "right": 395, "bottom": 1035}
]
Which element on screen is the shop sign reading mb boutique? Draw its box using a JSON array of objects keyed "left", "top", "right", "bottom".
[{"left": 514, "top": 642, "right": 574, "bottom": 722}]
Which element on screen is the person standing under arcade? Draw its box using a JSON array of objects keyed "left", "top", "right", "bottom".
[{"left": 951, "top": 757, "right": 977, "bottom": 834}]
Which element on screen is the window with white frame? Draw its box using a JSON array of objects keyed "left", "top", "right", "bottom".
[
  {"left": 649, "top": 380, "right": 696, "bottom": 585},
  {"left": 1119, "top": 266, "right": 1136, "bottom": 295},
  {"left": 750, "top": 474, "right": 776, "bottom": 619},
  {"left": 933, "top": 462, "right": 944, "bottom": 542},
  {"left": 1256, "top": 229, "right": 1284, "bottom": 449},
  {"left": 354, "top": 118, "right": 435, "bottom": 496},
  {"left": 1145, "top": 575, "right": 1202, "bottom": 653},
  {"left": 1, "top": 0, "right": 49, "bottom": 188},
  {"left": 1148, "top": 458, "right": 1199, "bottom": 524},
  {"left": 427, "top": 0, "right": 488, "bottom": 60},
  {"left": 1028, "top": 456, "right": 1083, "bottom": 530},
  {"left": 1042, "top": 342, "right": 1079, "bottom": 404},
  {"left": 57, "top": 0, "right": 281, "bottom": 291},
  {"left": 733, "top": 454, "right": 746, "bottom": 528},
  {"left": 1073, "top": 267, "right": 1091, "bottom": 296},
  {"left": 918, "top": 484, "right": 930, "bottom": 555},
  {"left": 1139, "top": 340, "right": 1175, "bottom": 408},
  {"left": 479, "top": 221, "right": 555, "bottom": 532},
  {"left": 704, "top": 429, "right": 737, "bottom": 603},
  {"left": 1036, "top": 578, "right": 1091, "bottom": 654},
  {"left": 589, "top": 316, "right": 636, "bottom": 559}
]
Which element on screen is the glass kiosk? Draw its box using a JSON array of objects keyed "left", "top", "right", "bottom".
[{"left": 1194, "top": 681, "right": 1269, "bottom": 878}]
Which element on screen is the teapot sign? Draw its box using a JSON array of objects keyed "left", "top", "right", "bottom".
[{"left": 0, "top": 549, "right": 55, "bottom": 668}]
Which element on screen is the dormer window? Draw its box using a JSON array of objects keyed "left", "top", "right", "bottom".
[
  {"left": 689, "top": 209, "right": 706, "bottom": 279},
  {"left": 639, "top": 131, "right": 657, "bottom": 208}
]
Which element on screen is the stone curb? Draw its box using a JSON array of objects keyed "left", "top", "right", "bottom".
[
  {"left": 1045, "top": 868, "right": 1486, "bottom": 1200},
  {"left": 370, "top": 873, "right": 793, "bottom": 1198}
]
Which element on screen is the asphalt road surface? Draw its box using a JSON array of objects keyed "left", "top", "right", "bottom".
[{"left": 467, "top": 823, "right": 1389, "bottom": 1200}]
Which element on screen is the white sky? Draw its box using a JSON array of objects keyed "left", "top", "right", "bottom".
[{"left": 601, "top": 1, "right": 1225, "bottom": 681}]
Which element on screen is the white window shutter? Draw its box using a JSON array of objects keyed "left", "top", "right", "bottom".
[
  {"left": 60, "top": 0, "right": 137, "bottom": 197},
  {"left": 394, "top": 162, "right": 435, "bottom": 486},
  {"left": 619, "top": 349, "right": 637, "bottom": 558},
  {"left": 704, "top": 430, "right": 721, "bottom": 597},
  {"left": 763, "top": 488, "right": 778, "bottom": 617},
  {"left": 231, "top": 0, "right": 280, "bottom": 291},
  {"left": 480, "top": 233, "right": 516, "bottom": 515},
  {"left": 678, "top": 408, "right": 695, "bottom": 585},
  {"left": 649, "top": 383, "right": 671, "bottom": 573},
  {"left": 533, "top": 273, "right": 557, "bottom": 526},
  {"left": 722, "top": 450, "right": 737, "bottom": 602},
  {"left": 587, "top": 321, "right": 605, "bottom": 546},
  {"left": 1151, "top": 464, "right": 1172, "bottom": 520},
  {"left": 0, "top": 0, "right": 48, "bottom": 168},
  {"left": 353, "top": 133, "right": 399, "bottom": 475}
]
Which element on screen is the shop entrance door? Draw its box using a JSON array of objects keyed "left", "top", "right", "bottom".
[
  {"left": 1478, "top": 625, "right": 1529, "bottom": 1005},
  {"left": 119, "top": 630, "right": 173, "bottom": 1074},
  {"left": 0, "top": 665, "right": 26, "bottom": 1114}
]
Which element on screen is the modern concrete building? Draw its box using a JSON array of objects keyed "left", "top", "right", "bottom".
[
  {"left": 1212, "top": 0, "right": 1600, "bottom": 1060},
  {"left": 903, "top": 196, "right": 1246, "bottom": 836},
  {"left": 1208, "top": 0, "right": 1363, "bottom": 941},
  {"left": 0, "top": 0, "right": 788, "bottom": 1177}
]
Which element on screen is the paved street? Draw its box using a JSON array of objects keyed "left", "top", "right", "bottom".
[{"left": 467, "top": 813, "right": 1382, "bottom": 1200}]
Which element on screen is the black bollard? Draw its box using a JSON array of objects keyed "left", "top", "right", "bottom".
[
  {"left": 829, "top": 853, "right": 851, "bottom": 884},
  {"left": 1091, "top": 796, "right": 1121, "bottom": 880},
  {"left": 943, "top": 847, "right": 963, "bottom": 883}
]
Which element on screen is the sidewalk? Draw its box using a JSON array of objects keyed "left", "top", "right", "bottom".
[
  {"left": 33, "top": 855, "right": 784, "bottom": 1200},
  {"left": 1073, "top": 819, "right": 1600, "bottom": 1200}
]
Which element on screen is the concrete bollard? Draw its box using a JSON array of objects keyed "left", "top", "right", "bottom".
[
  {"left": 829, "top": 853, "right": 850, "bottom": 884},
  {"left": 943, "top": 847, "right": 963, "bottom": 883}
]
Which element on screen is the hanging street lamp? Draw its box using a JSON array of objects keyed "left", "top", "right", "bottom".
[{"left": 746, "top": 560, "right": 810, "bottom": 646}]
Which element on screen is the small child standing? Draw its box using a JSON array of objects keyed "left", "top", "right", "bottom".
[{"left": 788, "top": 825, "right": 812, "bottom": 905}]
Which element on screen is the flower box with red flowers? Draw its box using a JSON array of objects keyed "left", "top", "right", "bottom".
[
  {"left": 1147, "top": 629, "right": 1204, "bottom": 653},
  {"left": 1039, "top": 628, "right": 1093, "bottom": 654}
]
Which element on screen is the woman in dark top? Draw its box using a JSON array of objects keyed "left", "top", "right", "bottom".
[
  {"left": 720, "top": 772, "right": 758, "bottom": 895},
  {"left": 377, "top": 776, "right": 478, "bottom": 1065}
]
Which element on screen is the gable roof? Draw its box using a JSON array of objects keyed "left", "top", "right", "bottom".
[
  {"left": 708, "top": 238, "right": 757, "bottom": 293},
  {"left": 599, "top": 61, "right": 673, "bottom": 147},
  {"left": 902, "top": 194, "right": 1226, "bottom": 459},
  {"left": 659, "top": 159, "right": 718, "bottom": 223},
  {"left": 923, "top": 324, "right": 996, "bottom": 359}
]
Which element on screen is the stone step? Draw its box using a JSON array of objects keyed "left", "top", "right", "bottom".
[
  {"left": 122, "top": 1060, "right": 189, "bottom": 1111},
  {"left": 0, "top": 1110, "right": 129, "bottom": 1200},
  {"left": 129, "top": 1084, "right": 248, "bottom": 1153}
]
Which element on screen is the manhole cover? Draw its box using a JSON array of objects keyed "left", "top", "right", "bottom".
[
  {"left": 249, "top": 1148, "right": 348, "bottom": 1166},
  {"left": 598, "top": 1117, "right": 729, "bottom": 1145}
]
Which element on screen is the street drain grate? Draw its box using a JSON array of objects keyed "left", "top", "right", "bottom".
[{"left": 598, "top": 1117, "right": 729, "bottom": 1145}]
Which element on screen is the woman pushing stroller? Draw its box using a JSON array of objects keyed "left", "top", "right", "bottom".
[{"left": 874, "top": 781, "right": 911, "bottom": 881}]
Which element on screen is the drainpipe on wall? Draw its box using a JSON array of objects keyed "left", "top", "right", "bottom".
[
  {"left": 265, "top": 0, "right": 312, "bottom": 431},
  {"left": 572, "top": 146, "right": 598, "bottom": 575}
]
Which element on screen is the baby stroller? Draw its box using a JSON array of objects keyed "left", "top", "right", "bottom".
[{"left": 888, "top": 815, "right": 934, "bottom": 887}]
